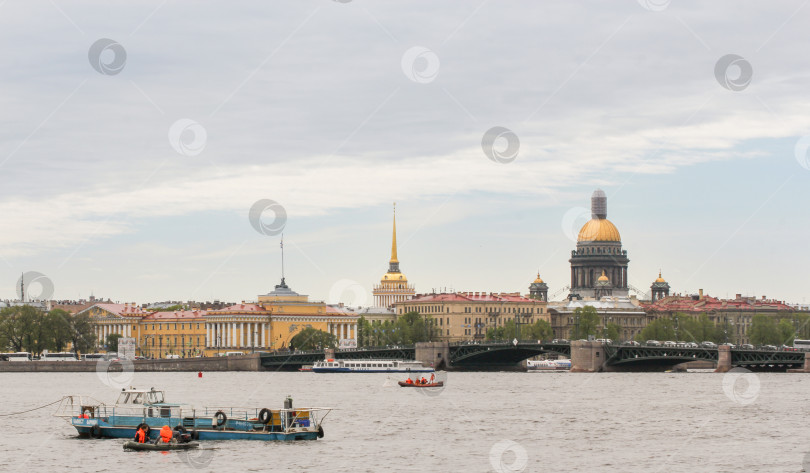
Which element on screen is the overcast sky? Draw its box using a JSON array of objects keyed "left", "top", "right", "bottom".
[{"left": 1, "top": 1, "right": 809, "bottom": 306}]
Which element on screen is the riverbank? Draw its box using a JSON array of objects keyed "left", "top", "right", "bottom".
[{"left": 0, "top": 354, "right": 263, "bottom": 372}]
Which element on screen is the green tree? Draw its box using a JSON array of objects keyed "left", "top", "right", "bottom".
[
  {"left": 636, "top": 317, "right": 676, "bottom": 342},
  {"left": 605, "top": 322, "right": 622, "bottom": 341},
  {"left": 748, "top": 314, "right": 780, "bottom": 345},
  {"left": 45, "top": 309, "right": 73, "bottom": 352},
  {"left": 106, "top": 333, "right": 122, "bottom": 352},
  {"left": 289, "top": 328, "right": 337, "bottom": 351},
  {"left": 777, "top": 318, "right": 795, "bottom": 346},
  {"left": 356, "top": 316, "right": 372, "bottom": 347},
  {"left": 68, "top": 313, "right": 97, "bottom": 356},
  {"left": 570, "top": 306, "right": 600, "bottom": 340},
  {"left": 393, "top": 312, "right": 436, "bottom": 344},
  {"left": 526, "top": 319, "right": 553, "bottom": 341}
]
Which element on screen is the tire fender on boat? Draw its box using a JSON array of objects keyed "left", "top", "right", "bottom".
[
  {"left": 317, "top": 425, "right": 324, "bottom": 438},
  {"left": 258, "top": 408, "right": 272, "bottom": 424},
  {"left": 90, "top": 424, "right": 102, "bottom": 439},
  {"left": 191, "top": 429, "right": 199, "bottom": 440},
  {"left": 174, "top": 424, "right": 187, "bottom": 434},
  {"left": 214, "top": 411, "right": 227, "bottom": 427}
]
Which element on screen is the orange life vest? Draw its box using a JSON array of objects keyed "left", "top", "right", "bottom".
[
  {"left": 159, "top": 425, "right": 172, "bottom": 443},
  {"left": 136, "top": 428, "right": 146, "bottom": 443}
]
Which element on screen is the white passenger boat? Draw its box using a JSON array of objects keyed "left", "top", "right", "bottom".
[
  {"left": 526, "top": 359, "right": 571, "bottom": 371},
  {"left": 311, "top": 358, "right": 433, "bottom": 373}
]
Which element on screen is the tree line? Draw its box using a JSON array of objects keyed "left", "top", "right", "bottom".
[
  {"left": 0, "top": 305, "right": 97, "bottom": 354},
  {"left": 635, "top": 312, "right": 809, "bottom": 346}
]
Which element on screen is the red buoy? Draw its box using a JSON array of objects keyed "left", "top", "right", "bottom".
[{"left": 198, "top": 371, "right": 202, "bottom": 378}]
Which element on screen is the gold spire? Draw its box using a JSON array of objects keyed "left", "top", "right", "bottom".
[{"left": 390, "top": 202, "right": 399, "bottom": 264}]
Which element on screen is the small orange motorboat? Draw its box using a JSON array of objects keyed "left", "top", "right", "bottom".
[{"left": 398, "top": 381, "right": 444, "bottom": 388}]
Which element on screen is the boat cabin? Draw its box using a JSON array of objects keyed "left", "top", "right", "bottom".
[{"left": 116, "top": 387, "right": 166, "bottom": 405}]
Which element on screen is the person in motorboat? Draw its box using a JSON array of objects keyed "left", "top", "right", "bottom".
[
  {"left": 155, "top": 425, "right": 175, "bottom": 445},
  {"left": 421, "top": 377, "right": 427, "bottom": 384},
  {"left": 429, "top": 373, "right": 435, "bottom": 384},
  {"left": 133, "top": 425, "right": 147, "bottom": 444},
  {"left": 405, "top": 378, "right": 413, "bottom": 385}
]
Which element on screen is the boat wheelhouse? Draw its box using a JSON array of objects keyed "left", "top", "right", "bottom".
[
  {"left": 311, "top": 359, "right": 433, "bottom": 373},
  {"left": 56, "top": 387, "right": 330, "bottom": 441}
]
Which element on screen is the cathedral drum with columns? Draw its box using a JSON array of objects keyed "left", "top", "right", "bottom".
[{"left": 569, "top": 190, "right": 630, "bottom": 299}]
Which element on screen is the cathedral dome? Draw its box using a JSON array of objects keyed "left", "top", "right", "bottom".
[
  {"left": 597, "top": 270, "right": 609, "bottom": 282},
  {"left": 654, "top": 271, "right": 666, "bottom": 283},
  {"left": 533, "top": 273, "right": 544, "bottom": 284},
  {"left": 577, "top": 218, "right": 621, "bottom": 242}
]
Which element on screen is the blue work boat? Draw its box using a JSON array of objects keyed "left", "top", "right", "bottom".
[{"left": 56, "top": 387, "right": 330, "bottom": 441}]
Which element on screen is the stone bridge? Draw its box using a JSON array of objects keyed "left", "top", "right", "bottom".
[{"left": 258, "top": 341, "right": 810, "bottom": 372}]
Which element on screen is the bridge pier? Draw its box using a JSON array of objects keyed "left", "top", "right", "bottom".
[
  {"left": 570, "top": 341, "right": 605, "bottom": 373},
  {"left": 415, "top": 342, "right": 449, "bottom": 370},
  {"left": 715, "top": 345, "right": 731, "bottom": 373}
]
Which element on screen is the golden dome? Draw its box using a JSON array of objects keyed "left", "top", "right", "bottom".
[
  {"left": 533, "top": 273, "right": 544, "bottom": 284},
  {"left": 577, "top": 218, "right": 621, "bottom": 242},
  {"left": 655, "top": 271, "right": 666, "bottom": 283},
  {"left": 597, "top": 270, "right": 609, "bottom": 282},
  {"left": 383, "top": 272, "right": 407, "bottom": 282}
]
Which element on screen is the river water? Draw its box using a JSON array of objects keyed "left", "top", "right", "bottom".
[{"left": 0, "top": 370, "right": 807, "bottom": 473}]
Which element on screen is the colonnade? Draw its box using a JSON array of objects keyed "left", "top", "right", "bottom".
[
  {"left": 96, "top": 323, "right": 132, "bottom": 342},
  {"left": 327, "top": 322, "right": 358, "bottom": 341},
  {"left": 206, "top": 322, "right": 268, "bottom": 349}
]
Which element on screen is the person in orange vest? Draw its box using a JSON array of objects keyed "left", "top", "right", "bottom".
[
  {"left": 159, "top": 425, "right": 173, "bottom": 444},
  {"left": 405, "top": 377, "right": 413, "bottom": 384},
  {"left": 421, "top": 377, "right": 427, "bottom": 384},
  {"left": 430, "top": 373, "right": 435, "bottom": 383},
  {"left": 134, "top": 425, "right": 147, "bottom": 443}
]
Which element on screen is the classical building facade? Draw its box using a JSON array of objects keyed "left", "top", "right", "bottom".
[
  {"left": 548, "top": 297, "right": 651, "bottom": 341},
  {"left": 569, "top": 190, "right": 629, "bottom": 299},
  {"left": 644, "top": 292, "right": 806, "bottom": 345},
  {"left": 80, "top": 276, "right": 359, "bottom": 357},
  {"left": 394, "top": 292, "right": 549, "bottom": 342},
  {"left": 372, "top": 205, "right": 415, "bottom": 308}
]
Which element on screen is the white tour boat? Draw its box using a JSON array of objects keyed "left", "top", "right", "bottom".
[
  {"left": 311, "top": 359, "right": 433, "bottom": 373},
  {"left": 526, "top": 359, "right": 571, "bottom": 371}
]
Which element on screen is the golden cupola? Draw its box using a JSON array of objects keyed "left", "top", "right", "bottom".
[{"left": 577, "top": 189, "right": 621, "bottom": 242}]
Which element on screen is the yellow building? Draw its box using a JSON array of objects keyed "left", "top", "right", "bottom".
[
  {"left": 141, "top": 310, "right": 206, "bottom": 358},
  {"left": 78, "top": 303, "right": 149, "bottom": 351},
  {"left": 394, "top": 292, "right": 549, "bottom": 342},
  {"left": 372, "top": 204, "right": 415, "bottom": 308}
]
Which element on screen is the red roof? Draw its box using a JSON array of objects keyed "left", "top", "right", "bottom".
[
  {"left": 88, "top": 303, "right": 152, "bottom": 317},
  {"left": 207, "top": 303, "right": 269, "bottom": 314},
  {"left": 406, "top": 292, "right": 537, "bottom": 303},
  {"left": 142, "top": 310, "right": 206, "bottom": 320},
  {"left": 645, "top": 295, "right": 795, "bottom": 313}
]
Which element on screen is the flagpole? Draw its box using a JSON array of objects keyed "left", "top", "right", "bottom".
[{"left": 280, "top": 234, "right": 285, "bottom": 283}]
